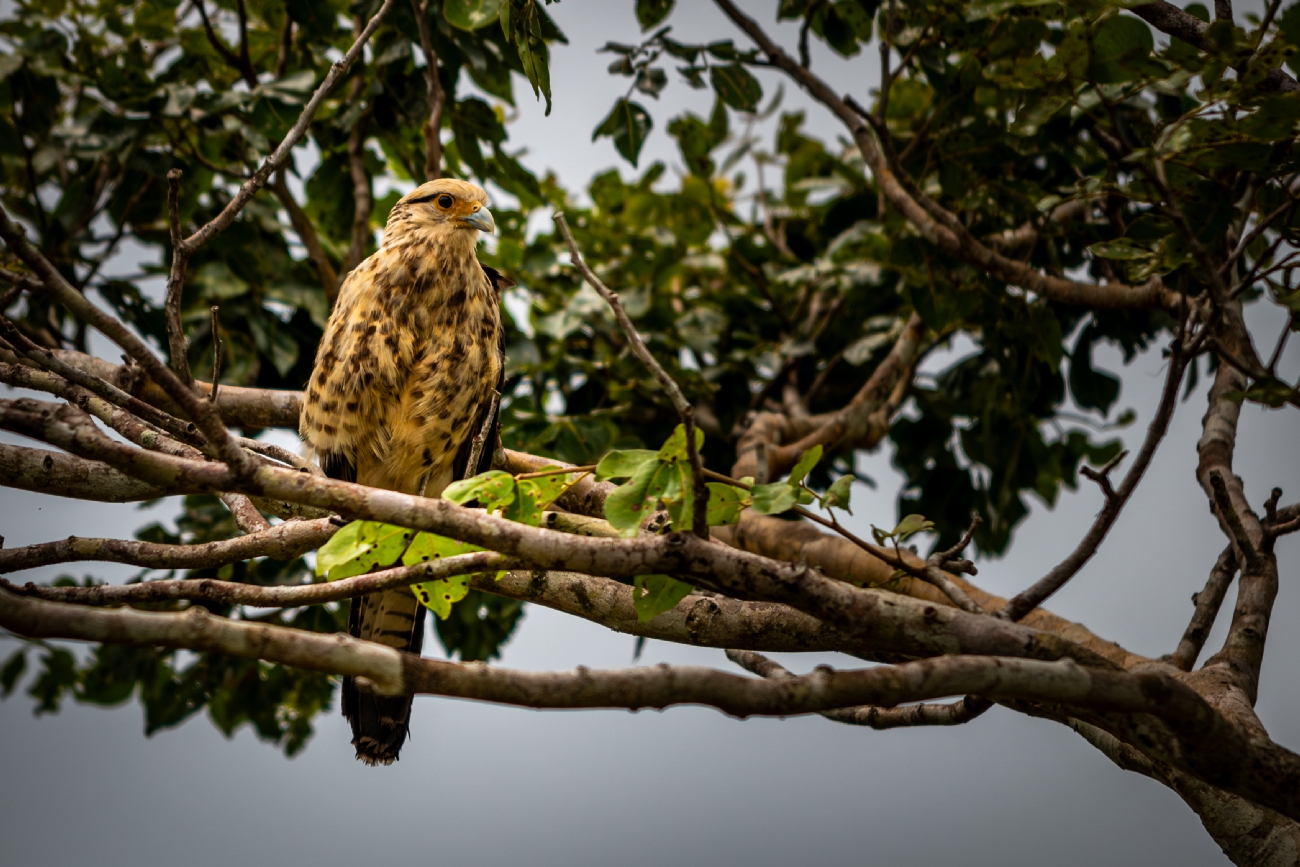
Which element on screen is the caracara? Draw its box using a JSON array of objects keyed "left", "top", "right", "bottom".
[{"left": 301, "top": 178, "right": 508, "bottom": 765}]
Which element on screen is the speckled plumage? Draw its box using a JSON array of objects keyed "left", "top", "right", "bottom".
[{"left": 299, "top": 178, "right": 506, "bottom": 765}]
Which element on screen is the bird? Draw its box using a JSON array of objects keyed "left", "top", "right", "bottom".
[{"left": 300, "top": 177, "right": 508, "bottom": 765}]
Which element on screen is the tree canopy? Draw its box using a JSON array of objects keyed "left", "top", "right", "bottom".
[{"left": 1, "top": 1, "right": 1299, "bottom": 862}]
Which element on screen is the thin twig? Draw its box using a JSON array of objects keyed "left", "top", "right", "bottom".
[
  {"left": 465, "top": 390, "right": 500, "bottom": 478},
  {"left": 411, "top": 0, "right": 445, "bottom": 181},
  {"left": 515, "top": 464, "right": 597, "bottom": 480},
  {"left": 1, "top": 551, "right": 511, "bottom": 608},
  {"left": 554, "top": 211, "right": 710, "bottom": 538},
  {"left": 1171, "top": 546, "right": 1237, "bottom": 671},
  {"left": 998, "top": 326, "right": 1205, "bottom": 622},
  {"left": 208, "top": 305, "right": 222, "bottom": 403},
  {"left": 165, "top": 168, "right": 193, "bottom": 387}
]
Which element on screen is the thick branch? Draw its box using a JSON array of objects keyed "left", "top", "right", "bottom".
[
  {"left": 727, "top": 649, "right": 993, "bottom": 728},
  {"left": 1195, "top": 361, "right": 1276, "bottom": 706},
  {"left": 5, "top": 585, "right": 1299, "bottom": 823},
  {"left": 1131, "top": 1, "right": 1300, "bottom": 93},
  {"left": 0, "top": 442, "right": 169, "bottom": 502},
  {"left": 0, "top": 395, "right": 1120, "bottom": 669}
]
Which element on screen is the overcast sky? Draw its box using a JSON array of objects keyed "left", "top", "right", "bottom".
[{"left": 3, "top": 2, "right": 1299, "bottom": 865}]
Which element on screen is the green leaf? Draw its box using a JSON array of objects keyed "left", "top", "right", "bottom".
[
  {"left": 605, "top": 457, "right": 665, "bottom": 533},
  {"left": 632, "top": 574, "right": 694, "bottom": 623},
  {"left": 788, "top": 444, "right": 823, "bottom": 485},
  {"left": 706, "top": 482, "right": 750, "bottom": 525},
  {"left": 1088, "top": 240, "right": 1151, "bottom": 261},
  {"left": 505, "top": 474, "right": 567, "bottom": 527},
  {"left": 444, "top": 470, "right": 516, "bottom": 512},
  {"left": 657, "top": 423, "right": 705, "bottom": 462},
  {"left": 751, "top": 480, "right": 799, "bottom": 515},
  {"left": 661, "top": 462, "right": 694, "bottom": 530},
  {"left": 593, "top": 98, "right": 653, "bottom": 166},
  {"left": 444, "top": 0, "right": 503, "bottom": 30},
  {"left": 710, "top": 64, "right": 762, "bottom": 112},
  {"left": 411, "top": 574, "right": 473, "bottom": 620},
  {"left": 822, "top": 475, "right": 854, "bottom": 514},
  {"left": 892, "top": 514, "right": 936, "bottom": 543},
  {"left": 316, "top": 521, "right": 414, "bottom": 581},
  {"left": 636, "top": 0, "right": 675, "bottom": 30},
  {"left": 402, "top": 533, "right": 484, "bottom": 565},
  {"left": 596, "top": 449, "right": 660, "bottom": 481},
  {"left": 1, "top": 649, "right": 26, "bottom": 697}
]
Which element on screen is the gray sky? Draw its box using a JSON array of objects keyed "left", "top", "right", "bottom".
[{"left": 3, "top": 2, "right": 1299, "bottom": 864}]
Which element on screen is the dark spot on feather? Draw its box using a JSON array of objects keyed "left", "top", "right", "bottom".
[
  {"left": 346, "top": 401, "right": 358, "bottom": 411},
  {"left": 447, "top": 289, "right": 466, "bottom": 308}
]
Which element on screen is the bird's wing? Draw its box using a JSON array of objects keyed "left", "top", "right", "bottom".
[{"left": 451, "top": 264, "right": 512, "bottom": 481}]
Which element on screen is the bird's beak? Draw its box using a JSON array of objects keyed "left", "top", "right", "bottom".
[{"left": 462, "top": 206, "right": 495, "bottom": 235}]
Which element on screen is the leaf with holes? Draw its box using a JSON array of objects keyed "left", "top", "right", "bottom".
[
  {"left": 316, "top": 521, "right": 414, "bottom": 581},
  {"left": 706, "top": 482, "right": 750, "bottom": 525},
  {"left": 444, "top": 470, "right": 516, "bottom": 512}
]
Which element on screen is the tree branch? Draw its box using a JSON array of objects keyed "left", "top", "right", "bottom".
[
  {"left": 711, "top": 0, "right": 1181, "bottom": 313},
  {"left": 554, "top": 211, "right": 709, "bottom": 538},
  {"left": 727, "top": 648, "right": 993, "bottom": 728},
  {"left": 6, "top": 584, "right": 1299, "bottom": 823},
  {"left": 998, "top": 326, "right": 1202, "bottom": 622},
  {"left": 1171, "top": 546, "right": 1237, "bottom": 672},
  {"left": 411, "top": 0, "right": 445, "bottom": 182},
  {"left": 1130, "top": 1, "right": 1300, "bottom": 93}
]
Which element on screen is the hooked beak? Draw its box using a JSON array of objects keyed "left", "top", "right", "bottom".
[{"left": 461, "top": 206, "right": 495, "bottom": 235}]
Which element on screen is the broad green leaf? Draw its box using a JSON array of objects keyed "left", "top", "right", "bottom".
[
  {"left": 596, "top": 449, "right": 659, "bottom": 480},
  {"left": 636, "top": 0, "right": 674, "bottom": 31},
  {"left": 822, "top": 475, "right": 854, "bottom": 513},
  {"left": 444, "top": 470, "right": 516, "bottom": 512},
  {"left": 444, "top": 0, "right": 503, "bottom": 30},
  {"left": 892, "top": 514, "right": 936, "bottom": 543},
  {"left": 593, "top": 98, "right": 652, "bottom": 166},
  {"left": 316, "top": 522, "right": 414, "bottom": 581},
  {"left": 710, "top": 63, "right": 762, "bottom": 112},
  {"left": 661, "top": 462, "right": 694, "bottom": 530},
  {"left": 1, "top": 650, "right": 25, "bottom": 697},
  {"left": 706, "top": 482, "right": 749, "bottom": 525},
  {"left": 632, "top": 574, "right": 694, "bottom": 623},
  {"left": 605, "top": 457, "right": 669, "bottom": 534},
  {"left": 658, "top": 423, "right": 704, "bottom": 462},
  {"left": 788, "top": 444, "right": 823, "bottom": 485},
  {"left": 751, "top": 480, "right": 799, "bottom": 515}
]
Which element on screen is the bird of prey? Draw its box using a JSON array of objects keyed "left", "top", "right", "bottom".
[{"left": 300, "top": 178, "right": 508, "bottom": 765}]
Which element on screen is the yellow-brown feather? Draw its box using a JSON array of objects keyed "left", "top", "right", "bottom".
[{"left": 299, "top": 178, "right": 503, "bottom": 764}]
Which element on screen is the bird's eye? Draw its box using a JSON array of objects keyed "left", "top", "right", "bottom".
[{"left": 436, "top": 194, "right": 453, "bottom": 209}]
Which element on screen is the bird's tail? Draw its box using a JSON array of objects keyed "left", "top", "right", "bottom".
[
  {"left": 342, "top": 588, "right": 426, "bottom": 765},
  {"left": 325, "top": 451, "right": 427, "bottom": 766}
]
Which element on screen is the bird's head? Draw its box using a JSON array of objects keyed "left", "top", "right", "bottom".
[{"left": 387, "top": 178, "right": 495, "bottom": 236}]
